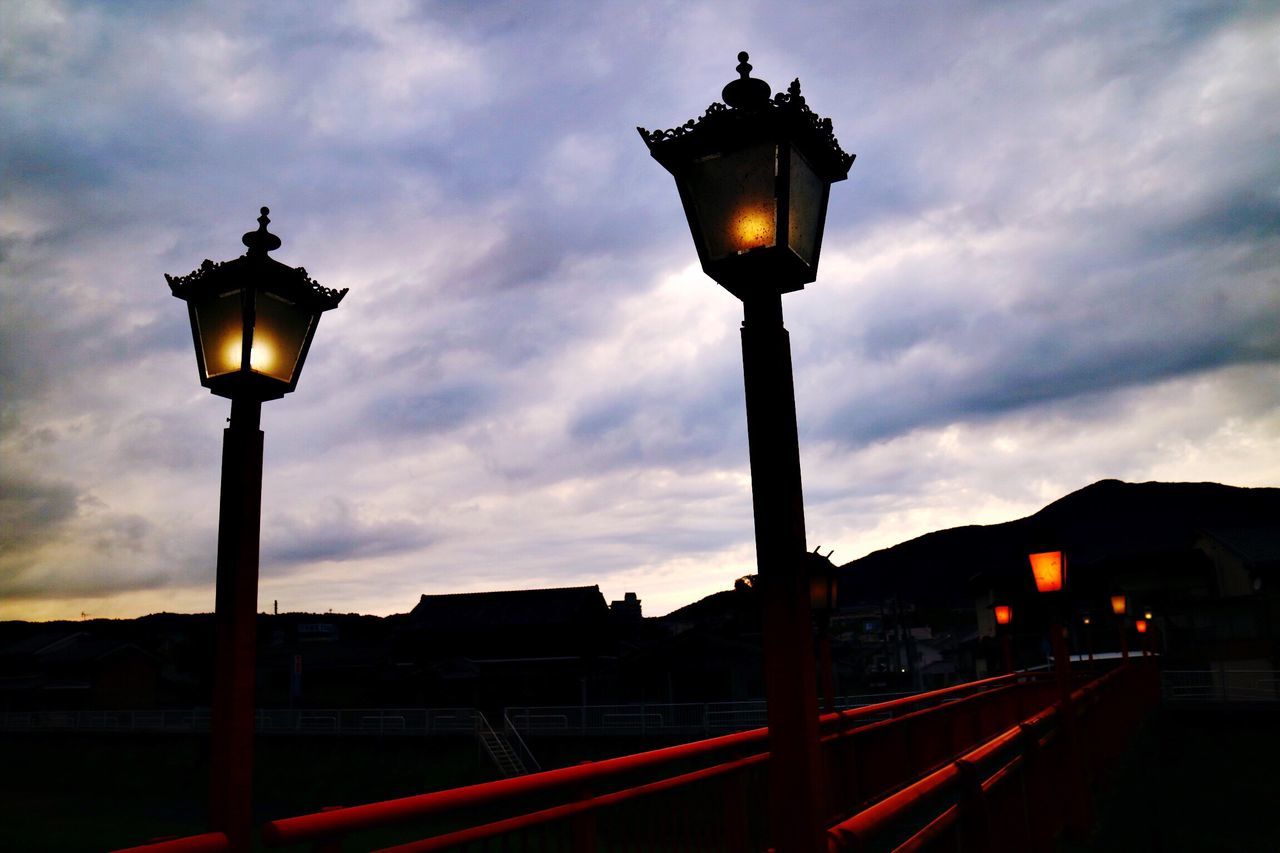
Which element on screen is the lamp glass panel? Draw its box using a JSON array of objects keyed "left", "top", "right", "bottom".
[
  {"left": 685, "top": 143, "right": 778, "bottom": 261},
  {"left": 994, "top": 605, "right": 1012, "bottom": 625},
  {"left": 787, "top": 147, "right": 825, "bottom": 265},
  {"left": 809, "top": 574, "right": 831, "bottom": 612},
  {"left": 1028, "top": 551, "right": 1064, "bottom": 593},
  {"left": 193, "top": 290, "right": 246, "bottom": 378},
  {"left": 1135, "top": 619, "right": 1148, "bottom": 633},
  {"left": 1110, "top": 595, "right": 1127, "bottom": 615},
  {"left": 252, "top": 291, "right": 316, "bottom": 384}
]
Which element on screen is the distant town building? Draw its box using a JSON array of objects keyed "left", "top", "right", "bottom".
[{"left": 610, "top": 592, "right": 642, "bottom": 621}]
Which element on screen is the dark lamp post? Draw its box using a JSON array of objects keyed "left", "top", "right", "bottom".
[
  {"left": 808, "top": 551, "right": 839, "bottom": 714},
  {"left": 1028, "top": 550, "right": 1065, "bottom": 593},
  {"left": 809, "top": 553, "right": 838, "bottom": 616},
  {"left": 639, "top": 52, "right": 854, "bottom": 300},
  {"left": 166, "top": 208, "right": 345, "bottom": 849},
  {"left": 640, "top": 52, "right": 854, "bottom": 853}
]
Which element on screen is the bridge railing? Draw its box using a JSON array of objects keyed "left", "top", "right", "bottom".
[
  {"left": 247, "top": 672, "right": 1065, "bottom": 851},
  {"left": 826, "top": 660, "right": 1160, "bottom": 852},
  {"left": 112, "top": 670, "right": 1143, "bottom": 852}
]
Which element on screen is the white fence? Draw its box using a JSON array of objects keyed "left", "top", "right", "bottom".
[
  {"left": 0, "top": 693, "right": 920, "bottom": 737},
  {"left": 1162, "top": 670, "right": 1280, "bottom": 703},
  {"left": 0, "top": 707, "right": 479, "bottom": 735},
  {"left": 506, "top": 691, "right": 916, "bottom": 737}
]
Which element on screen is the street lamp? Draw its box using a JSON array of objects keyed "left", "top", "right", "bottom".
[
  {"left": 1028, "top": 550, "right": 1065, "bottom": 593},
  {"left": 1110, "top": 593, "right": 1129, "bottom": 660},
  {"left": 993, "top": 604, "right": 1014, "bottom": 675},
  {"left": 1082, "top": 614, "right": 1094, "bottom": 662},
  {"left": 808, "top": 550, "right": 839, "bottom": 714},
  {"left": 640, "top": 52, "right": 854, "bottom": 853},
  {"left": 1027, "top": 550, "right": 1070, "bottom": 674},
  {"left": 166, "top": 208, "right": 346, "bottom": 847},
  {"left": 1028, "top": 548, "right": 1092, "bottom": 835},
  {"left": 1135, "top": 618, "right": 1150, "bottom": 656}
]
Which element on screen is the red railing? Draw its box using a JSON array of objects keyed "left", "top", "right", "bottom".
[
  {"left": 257, "top": 673, "right": 1058, "bottom": 850},
  {"left": 826, "top": 661, "right": 1160, "bottom": 852},
  {"left": 116, "top": 667, "right": 1156, "bottom": 852}
]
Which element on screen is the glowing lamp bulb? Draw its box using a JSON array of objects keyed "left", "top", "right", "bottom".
[
  {"left": 730, "top": 207, "right": 774, "bottom": 253},
  {"left": 1083, "top": 616, "right": 1091, "bottom": 626},
  {"left": 1144, "top": 610, "right": 1153, "bottom": 620},
  {"left": 994, "top": 605, "right": 1012, "bottom": 625},
  {"left": 223, "top": 336, "right": 276, "bottom": 373},
  {"left": 1028, "top": 551, "right": 1065, "bottom": 593},
  {"left": 1110, "top": 595, "right": 1127, "bottom": 616},
  {"left": 1135, "top": 619, "right": 1148, "bottom": 634}
]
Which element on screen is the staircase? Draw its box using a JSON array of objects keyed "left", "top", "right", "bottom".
[{"left": 475, "top": 711, "right": 537, "bottom": 778}]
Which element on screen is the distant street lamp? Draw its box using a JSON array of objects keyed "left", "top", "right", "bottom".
[
  {"left": 1110, "top": 593, "right": 1129, "bottom": 660},
  {"left": 1028, "top": 551, "right": 1070, "bottom": 676},
  {"left": 808, "top": 550, "right": 839, "bottom": 714},
  {"left": 167, "top": 208, "right": 346, "bottom": 848},
  {"left": 993, "top": 604, "right": 1014, "bottom": 675},
  {"left": 1135, "top": 618, "right": 1150, "bottom": 656},
  {"left": 640, "top": 52, "right": 854, "bottom": 853},
  {"left": 1082, "top": 614, "right": 1094, "bottom": 662},
  {"left": 1028, "top": 547, "right": 1091, "bottom": 835}
]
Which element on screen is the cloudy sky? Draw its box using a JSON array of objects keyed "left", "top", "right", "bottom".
[{"left": 2, "top": 1, "right": 1278, "bottom": 622}]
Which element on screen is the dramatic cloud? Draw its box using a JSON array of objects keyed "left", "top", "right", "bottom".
[{"left": 2, "top": 0, "right": 1278, "bottom": 620}]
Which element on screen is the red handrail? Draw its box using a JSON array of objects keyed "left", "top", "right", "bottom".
[
  {"left": 114, "top": 671, "right": 1069, "bottom": 851},
  {"left": 112, "top": 832, "right": 230, "bottom": 853},
  {"left": 263, "top": 673, "right": 1030, "bottom": 846},
  {"left": 826, "top": 662, "right": 1155, "bottom": 852},
  {"left": 376, "top": 752, "right": 769, "bottom": 853}
]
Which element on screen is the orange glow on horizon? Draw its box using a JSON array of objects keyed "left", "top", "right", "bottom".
[
  {"left": 994, "top": 605, "right": 1012, "bottom": 625},
  {"left": 1028, "top": 551, "right": 1064, "bottom": 593},
  {"left": 1110, "top": 594, "right": 1127, "bottom": 615}
]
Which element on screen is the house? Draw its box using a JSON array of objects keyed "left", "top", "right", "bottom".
[{"left": 404, "top": 586, "right": 617, "bottom": 708}]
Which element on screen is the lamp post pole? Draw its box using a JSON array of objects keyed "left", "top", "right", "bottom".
[
  {"left": 742, "top": 290, "right": 824, "bottom": 851},
  {"left": 210, "top": 397, "right": 264, "bottom": 848},
  {"left": 639, "top": 54, "right": 854, "bottom": 852},
  {"left": 167, "top": 209, "right": 346, "bottom": 850}
]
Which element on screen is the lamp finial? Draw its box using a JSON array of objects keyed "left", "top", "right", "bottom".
[
  {"left": 243, "top": 206, "right": 282, "bottom": 256},
  {"left": 722, "top": 50, "right": 771, "bottom": 108}
]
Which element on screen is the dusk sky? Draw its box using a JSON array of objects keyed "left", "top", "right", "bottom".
[{"left": 2, "top": 1, "right": 1278, "bottom": 621}]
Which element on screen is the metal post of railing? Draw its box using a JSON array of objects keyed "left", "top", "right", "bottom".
[{"left": 570, "top": 761, "right": 596, "bottom": 853}]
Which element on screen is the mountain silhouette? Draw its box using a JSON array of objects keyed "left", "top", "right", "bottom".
[{"left": 835, "top": 479, "right": 1280, "bottom": 606}]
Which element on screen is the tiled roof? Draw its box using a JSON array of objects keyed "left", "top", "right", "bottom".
[{"left": 409, "top": 585, "right": 610, "bottom": 629}]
